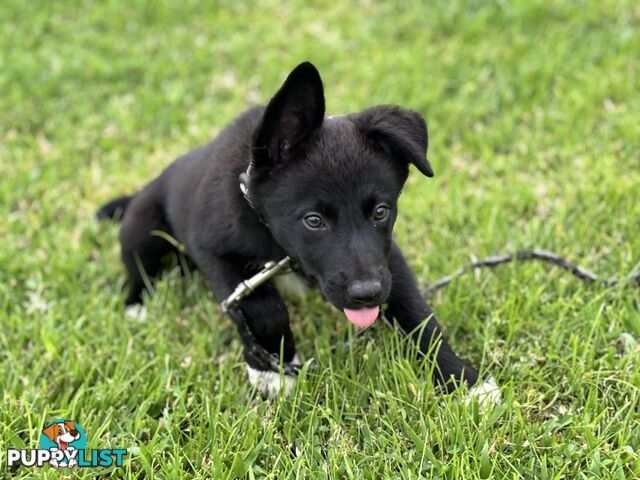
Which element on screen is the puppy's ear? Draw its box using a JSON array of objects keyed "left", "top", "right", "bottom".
[
  {"left": 42, "top": 424, "right": 58, "bottom": 441},
  {"left": 253, "top": 62, "right": 325, "bottom": 168},
  {"left": 349, "top": 105, "right": 433, "bottom": 177}
]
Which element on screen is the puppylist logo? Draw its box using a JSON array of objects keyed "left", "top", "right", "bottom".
[{"left": 6, "top": 419, "right": 127, "bottom": 469}]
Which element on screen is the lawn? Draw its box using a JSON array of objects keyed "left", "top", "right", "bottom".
[{"left": 1, "top": 0, "right": 639, "bottom": 478}]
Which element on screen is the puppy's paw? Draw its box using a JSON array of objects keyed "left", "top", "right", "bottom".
[
  {"left": 246, "top": 355, "right": 301, "bottom": 398},
  {"left": 465, "top": 376, "right": 501, "bottom": 409},
  {"left": 125, "top": 304, "right": 147, "bottom": 320}
]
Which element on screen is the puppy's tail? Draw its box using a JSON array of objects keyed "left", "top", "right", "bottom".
[{"left": 96, "top": 195, "right": 134, "bottom": 221}]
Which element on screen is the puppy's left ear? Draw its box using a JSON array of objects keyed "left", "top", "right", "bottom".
[
  {"left": 349, "top": 105, "right": 433, "bottom": 177},
  {"left": 253, "top": 62, "right": 325, "bottom": 168}
]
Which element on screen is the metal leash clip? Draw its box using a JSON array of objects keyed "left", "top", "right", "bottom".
[{"left": 221, "top": 257, "right": 292, "bottom": 312}]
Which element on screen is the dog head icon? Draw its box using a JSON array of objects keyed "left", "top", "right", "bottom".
[{"left": 42, "top": 420, "right": 80, "bottom": 450}]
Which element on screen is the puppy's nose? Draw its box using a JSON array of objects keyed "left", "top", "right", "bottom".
[{"left": 348, "top": 280, "right": 382, "bottom": 303}]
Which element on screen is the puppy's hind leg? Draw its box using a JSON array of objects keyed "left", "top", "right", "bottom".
[{"left": 119, "top": 191, "right": 175, "bottom": 318}]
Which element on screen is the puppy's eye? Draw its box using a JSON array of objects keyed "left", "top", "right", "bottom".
[
  {"left": 373, "top": 204, "right": 390, "bottom": 222},
  {"left": 303, "top": 213, "right": 324, "bottom": 230}
]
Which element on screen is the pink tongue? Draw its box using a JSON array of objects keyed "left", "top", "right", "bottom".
[{"left": 343, "top": 306, "right": 380, "bottom": 328}]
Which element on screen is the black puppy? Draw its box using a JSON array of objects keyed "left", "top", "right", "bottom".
[{"left": 98, "top": 62, "right": 499, "bottom": 402}]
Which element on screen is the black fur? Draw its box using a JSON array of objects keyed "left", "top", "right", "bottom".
[
  {"left": 99, "top": 62, "right": 480, "bottom": 392},
  {"left": 96, "top": 195, "right": 133, "bottom": 220}
]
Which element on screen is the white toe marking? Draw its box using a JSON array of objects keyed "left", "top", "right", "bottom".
[
  {"left": 246, "top": 365, "right": 296, "bottom": 397},
  {"left": 246, "top": 356, "right": 300, "bottom": 397},
  {"left": 466, "top": 376, "right": 502, "bottom": 408},
  {"left": 125, "top": 304, "right": 147, "bottom": 320}
]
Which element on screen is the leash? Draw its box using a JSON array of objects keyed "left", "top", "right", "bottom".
[
  {"left": 221, "top": 249, "right": 639, "bottom": 373},
  {"left": 422, "top": 248, "right": 640, "bottom": 297},
  {"left": 221, "top": 257, "right": 292, "bottom": 312},
  {"left": 221, "top": 249, "right": 640, "bottom": 313}
]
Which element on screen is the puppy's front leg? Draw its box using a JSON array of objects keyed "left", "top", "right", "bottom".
[
  {"left": 196, "top": 254, "right": 300, "bottom": 397},
  {"left": 386, "top": 243, "right": 499, "bottom": 403}
]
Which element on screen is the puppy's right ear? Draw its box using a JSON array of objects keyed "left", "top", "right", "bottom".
[
  {"left": 348, "top": 105, "right": 434, "bottom": 177},
  {"left": 252, "top": 62, "right": 325, "bottom": 168},
  {"left": 42, "top": 424, "right": 57, "bottom": 442}
]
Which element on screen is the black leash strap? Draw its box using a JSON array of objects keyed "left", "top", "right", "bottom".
[
  {"left": 422, "top": 249, "right": 640, "bottom": 297},
  {"left": 226, "top": 304, "right": 302, "bottom": 375}
]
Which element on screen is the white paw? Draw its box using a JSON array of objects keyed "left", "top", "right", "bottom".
[
  {"left": 246, "top": 355, "right": 301, "bottom": 397},
  {"left": 125, "top": 304, "right": 147, "bottom": 320},
  {"left": 466, "top": 376, "right": 502, "bottom": 409},
  {"left": 67, "top": 458, "right": 78, "bottom": 468}
]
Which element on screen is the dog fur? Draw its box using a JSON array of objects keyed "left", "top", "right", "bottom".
[{"left": 98, "top": 62, "right": 497, "bottom": 400}]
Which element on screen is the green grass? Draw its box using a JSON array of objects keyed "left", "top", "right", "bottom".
[{"left": 1, "top": 0, "right": 639, "bottom": 478}]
